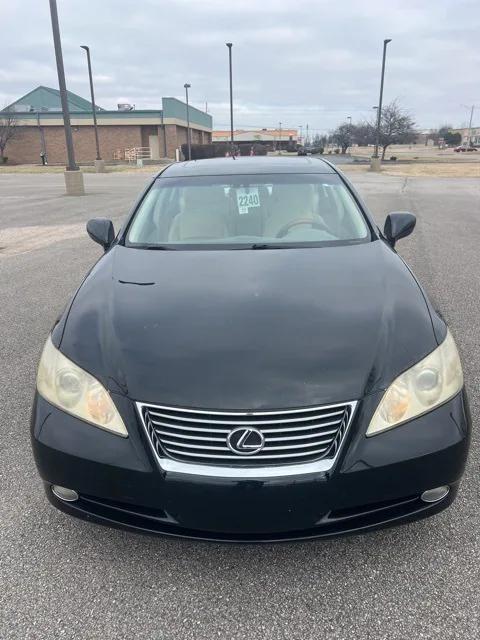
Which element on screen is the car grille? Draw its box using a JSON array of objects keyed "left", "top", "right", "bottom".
[{"left": 137, "top": 401, "right": 356, "bottom": 467}]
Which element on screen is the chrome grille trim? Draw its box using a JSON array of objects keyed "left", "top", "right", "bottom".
[
  {"left": 265, "top": 429, "right": 338, "bottom": 441},
  {"left": 159, "top": 438, "right": 333, "bottom": 452},
  {"left": 150, "top": 421, "right": 231, "bottom": 434},
  {"left": 164, "top": 446, "right": 331, "bottom": 460},
  {"left": 146, "top": 404, "right": 349, "bottom": 416},
  {"left": 147, "top": 408, "right": 345, "bottom": 425},
  {"left": 149, "top": 417, "right": 343, "bottom": 434},
  {"left": 136, "top": 400, "right": 357, "bottom": 477}
]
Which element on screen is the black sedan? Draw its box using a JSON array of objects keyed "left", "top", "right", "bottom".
[{"left": 31, "top": 156, "right": 470, "bottom": 541}]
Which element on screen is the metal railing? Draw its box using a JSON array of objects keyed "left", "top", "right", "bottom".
[{"left": 114, "top": 147, "right": 152, "bottom": 162}]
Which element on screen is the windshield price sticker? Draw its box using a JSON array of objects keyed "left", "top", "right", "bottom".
[{"left": 236, "top": 188, "right": 260, "bottom": 214}]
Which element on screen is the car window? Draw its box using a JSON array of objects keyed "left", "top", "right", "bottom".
[{"left": 126, "top": 173, "right": 370, "bottom": 249}]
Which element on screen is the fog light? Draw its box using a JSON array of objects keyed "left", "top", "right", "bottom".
[
  {"left": 51, "top": 485, "right": 79, "bottom": 502},
  {"left": 421, "top": 486, "right": 450, "bottom": 503}
]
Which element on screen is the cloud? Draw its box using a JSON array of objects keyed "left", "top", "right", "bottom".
[{"left": 0, "top": 0, "right": 478, "bottom": 132}]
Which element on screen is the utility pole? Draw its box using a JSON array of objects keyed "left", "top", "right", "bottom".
[
  {"left": 299, "top": 125, "right": 303, "bottom": 145},
  {"left": 306, "top": 123, "right": 309, "bottom": 146},
  {"left": 278, "top": 121, "right": 282, "bottom": 153},
  {"left": 467, "top": 104, "right": 475, "bottom": 147},
  {"left": 80, "top": 45, "right": 104, "bottom": 172},
  {"left": 226, "top": 43, "right": 234, "bottom": 154},
  {"left": 48, "top": 0, "right": 84, "bottom": 194},
  {"left": 184, "top": 83, "right": 191, "bottom": 160},
  {"left": 372, "top": 38, "right": 392, "bottom": 169}
]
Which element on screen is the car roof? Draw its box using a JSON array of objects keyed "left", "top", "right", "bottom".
[{"left": 159, "top": 156, "right": 337, "bottom": 178}]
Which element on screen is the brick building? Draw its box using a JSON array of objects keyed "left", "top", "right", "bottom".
[
  {"left": 213, "top": 128, "right": 298, "bottom": 150},
  {"left": 450, "top": 125, "right": 480, "bottom": 146},
  {"left": 2, "top": 86, "right": 212, "bottom": 164}
]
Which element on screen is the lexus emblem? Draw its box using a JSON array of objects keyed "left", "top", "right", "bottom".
[{"left": 227, "top": 427, "right": 265, "bottom": 456}]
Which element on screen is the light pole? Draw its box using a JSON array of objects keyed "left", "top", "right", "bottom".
[
  {"left": 462, "top": 104, "right": 476, "bottom": 146},
  {"left": 48, "top": 0, "right": 84, "bottom": 194},
  {"left": 278, "top": 121, "right": 282, "bottom": 153},
  {"left": 226, "top": 43, "right": 234, "bottom": 153},
  {"left": 80, "top": 45, "right": 103, "bottom": 171},
  {"left": 347, "top": 116, "right": 352, "bottom": 153},
  {"left": 299, "top": 125, "right": 303, "bottom": 145},
  {"left": 184, "top": 83, "right": 191, "bottom": 160},
  {"left": 373, "top": 38, "right": 392, "bottom": 162}
]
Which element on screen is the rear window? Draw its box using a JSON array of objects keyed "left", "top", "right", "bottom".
[{"left": 125, "top": 173, "right": 370, "bottom": 249}]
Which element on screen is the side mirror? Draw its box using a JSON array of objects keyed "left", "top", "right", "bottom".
[
  {"left": 86, "top": 218, "right": 115, "bottom": 250},
  {"left": 384, "top": 212, "right": 416, "bottom": 247}
]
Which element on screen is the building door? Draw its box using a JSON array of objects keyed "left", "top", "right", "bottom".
[{"left": 149, "top": 134, "right": 160, "bottom": 160}]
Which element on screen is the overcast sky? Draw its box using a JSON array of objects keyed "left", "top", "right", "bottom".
[{"left": 1, "top": 0, "right": 478, "bottom": 133}]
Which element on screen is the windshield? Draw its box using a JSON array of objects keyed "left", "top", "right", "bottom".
[{"left": 125, "top": 173, "right": 370, "bottom": 249}]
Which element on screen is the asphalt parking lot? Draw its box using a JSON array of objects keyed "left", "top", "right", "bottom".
[{"left": 1, "top": 169, "right": 479, "bottom": 639}]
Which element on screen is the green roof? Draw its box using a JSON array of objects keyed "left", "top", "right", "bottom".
[
  {"left": 1, "top": 88, "right": 213, "bottom": 130},
  {"left": 3, "top": 85, "right": 102, "bottom": 113},
  {"left": 162, "top": 97, "right": 212, "bottom": 129}
]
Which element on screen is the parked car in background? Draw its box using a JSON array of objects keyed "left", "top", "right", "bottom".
[
  {"left": 297, "top": 146, "right": 322, "bottom": 155},
  {"left": 454, "top": 145, "right": 478, "bottom": 152}
]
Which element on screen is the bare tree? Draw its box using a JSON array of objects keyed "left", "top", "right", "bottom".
[
  {"left": 352, "top": 122, "right": 373, "bottom": 147},
  {"left": 436, "top": 124, "right": 461, "bottom": 146},
  {"left": 350, "top": 102, "right": 416, "bottom": 157},
  {"left": 438, "top": 124, "right": 453, "bottom": 138},
  {"left": 330, "top": 123, "right": 355, "bottom": 154},
  {"left": 0, "top": 111, "right": 20, "bottom": 161},
  {"left": 330, "top": 103, "right": 416, "bottom": 158},
  {"left": 375, "top": 101, "right": 417, "bottom": 159}
]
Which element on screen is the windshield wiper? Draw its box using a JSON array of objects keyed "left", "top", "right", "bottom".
[
  {"left": 143, "top": 245, "right": 176, "bottom": 250},
  {"left": 133, "top": 243, "right": 291, "bottom": 251},
  {"left": 250, "top": 243, "right": 290, "bottom": 250}
]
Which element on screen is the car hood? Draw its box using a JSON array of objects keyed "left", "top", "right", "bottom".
[{"left": 59, "top": 241, "right": 437, "bottom": 409}]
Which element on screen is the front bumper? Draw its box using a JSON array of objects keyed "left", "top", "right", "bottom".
[{"left": 31, "top": 390, "right": 471, "bottom": 541}]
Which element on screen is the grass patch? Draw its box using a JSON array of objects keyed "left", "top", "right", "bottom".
[
  {"left": 382, "top": 163, "right": 480, "bottom": 178},
  {"left": 341, "top": 162, "right": 479, "bottom": 178}
]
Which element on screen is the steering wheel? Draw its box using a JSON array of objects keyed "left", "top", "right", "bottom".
[{"left": 275, "top": 217, "right": 330, "bottom": 239}]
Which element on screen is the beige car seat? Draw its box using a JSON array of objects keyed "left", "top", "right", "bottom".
[
  {"left": 168, "top": 187, "right": 230, "bottom": 241},
  {"left": 264, "top": 184, "right": 320, "bottom": 237}
]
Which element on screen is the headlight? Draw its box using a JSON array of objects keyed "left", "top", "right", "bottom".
[
  {"left": 367, "top": 330, "right": 463, "bottom": 436},
  {"left": 36, "top": 336, "right": 128, "bottom": 437}
]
